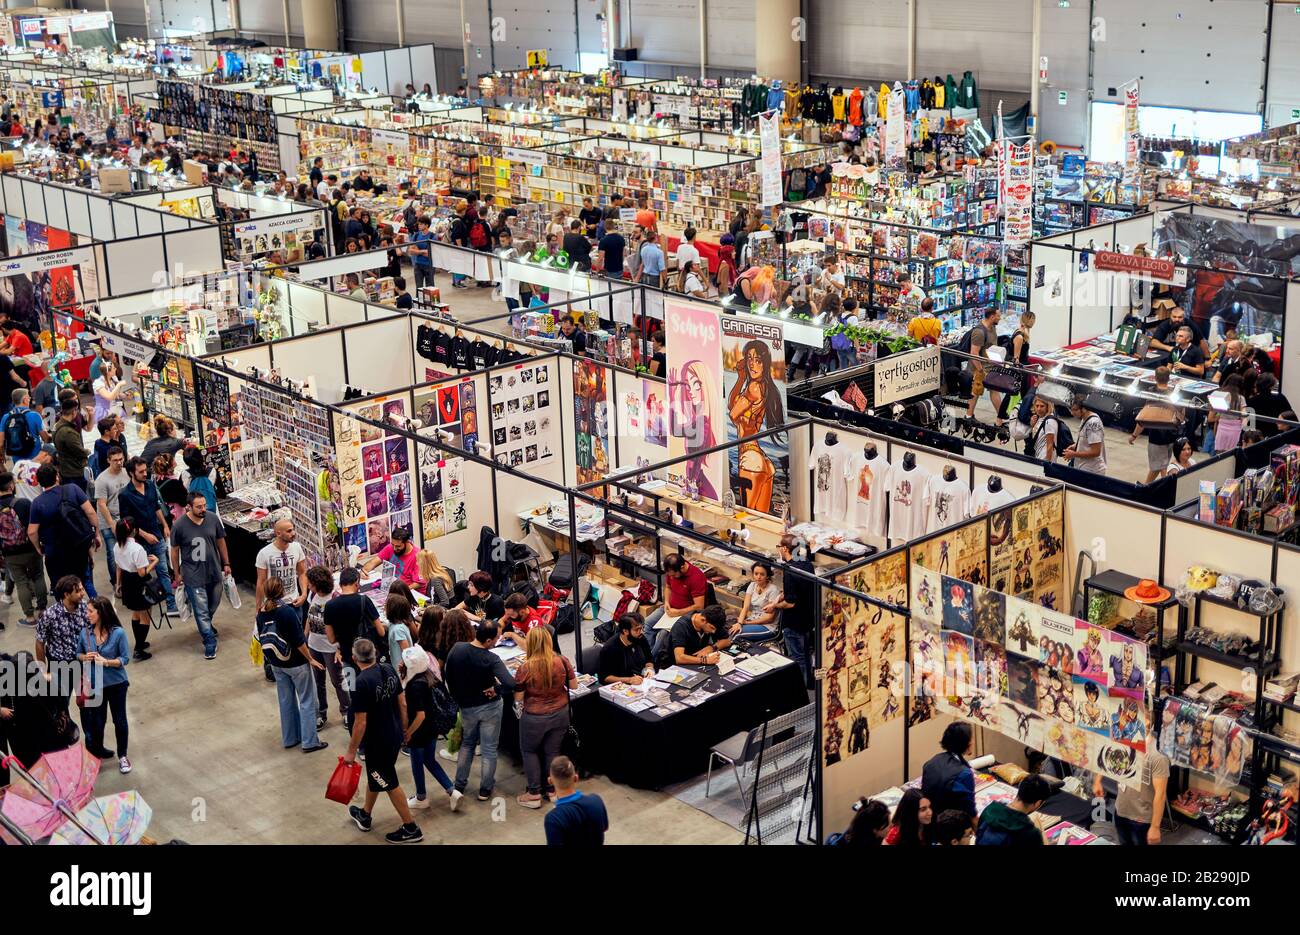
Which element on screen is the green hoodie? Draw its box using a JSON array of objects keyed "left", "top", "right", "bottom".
[
  {"left": 975, "top": 802, "right": 1043, "bottom": 846},
  {"left": 944, "top": 74, "right": 959, "bottom": 110}
]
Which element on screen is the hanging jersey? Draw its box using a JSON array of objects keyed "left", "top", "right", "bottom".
[
  {"left": 847, "top": 453, "right": 891, "bottom": 537},
  {"left": 831, "top": 91, "right": 846, "bottom": 121},
  {"left": 970, "top": 485, "right": 1015, "bottom": 516}
]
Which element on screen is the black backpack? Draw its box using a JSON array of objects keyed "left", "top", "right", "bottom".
[
  {"left": 4, "top": 411, "right": 32, "bottom": 456},
  {"left": 56, "top": 486, "right": 96, "bottom": 553}
]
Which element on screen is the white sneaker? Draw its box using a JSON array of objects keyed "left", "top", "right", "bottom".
[
  {"left": 119, "top": 756, "right": 132, "bottom": 775},
  {"left": 449, "top": 789, "right": 464, "bottom": 812},
  {"left": 437, "top": 747, "right": 458, "bottom": 762},
  {"left": 407, "top": 795, "right": 431, "bottom": 810}
]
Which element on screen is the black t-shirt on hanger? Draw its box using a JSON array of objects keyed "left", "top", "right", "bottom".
[{"left": 432, "top": 330, "right": 453, "bottom": 365}]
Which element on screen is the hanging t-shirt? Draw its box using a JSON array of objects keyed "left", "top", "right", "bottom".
[
  {"left": 809, "top": 439, "right": 854, "bottom": 525},
  {"left": 846, "top": 452, "right": 891, "bottom": 537},
  {"left": 432, "top": 331, "right": 452, "bottom": 365},
  {"left": 888, "top": 465, "right": 932, "bottom": 541},
  {"left": 925, "top": 475, "right": 972, "bottom": 534},
  {"left": 970, "top": 484, "right": 1015, "bottom": 516}
]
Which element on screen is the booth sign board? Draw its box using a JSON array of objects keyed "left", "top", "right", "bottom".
[
  {"left": 874, "top": 345, "right": 941, "bottom": 406},
  {"left": 526, "top": 50, "right": 548, "bottom": 68},
  {"left": 1093, "top": 250, "right": 1185, "bottom": 285}
]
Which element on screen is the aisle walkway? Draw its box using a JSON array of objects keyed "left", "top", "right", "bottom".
[{"left": 0, "top": 555, "right": 740, "bottom": 845}]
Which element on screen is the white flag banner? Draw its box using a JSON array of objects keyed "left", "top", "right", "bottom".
[
  {"left": 1122, "top": 79, "right": 1140, "bottom": 166},
  {"left": 758, "top": 113, "right": 783, "bottom": 207},
  {"left": 885, "top": 87, "right": 906, "bottom": 166},
  {"left": 1003, "top": 141, "right": 1035, "bottom": 246}
]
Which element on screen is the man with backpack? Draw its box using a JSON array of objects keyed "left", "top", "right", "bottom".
[
  {"left": 409, "top": 216, "right": 435, "bottom": 295},
  {"left": 52, "top": 399, "right": 89, "bottom": 492},
  {"left": 0, "top": 469, "right": 46, "bottom": 628},
  {"left": 324, "top": 567, "right": 382, "bottom": 699},
  {"left": 118, "top": 456, "right": 178, "bottom": 617},
  {"left": 963, "top": 309, "right": 1002, "bottom": 419},
  {"left": 448, "top": 204, "right": 472, "bottom": 289},
  {"left": 26, "top": 463, "right": 100, "bottom": 595},
  {"left": 0, "top": 388, "right": 49, "bottom": 470}
]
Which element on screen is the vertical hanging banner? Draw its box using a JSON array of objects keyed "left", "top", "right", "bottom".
[
  {"left": 721, "top": 316, "right": 788, "bottom": 517},
  {"left": 1002, "top": 141, "right": 1035, "bottom": 246},
  {"left": 665, "top": 300, "right": 726, "bottom": 501},
  {"left": 758, "top": 112, "right": 783, "bottom": 207},
  {"left": 1122, "top": 79, "right": 1140, "bottom": 166},
  {"left": 885, "top": 86, "right": 906, "bottom": 167},
  {"left": 612, "top": 87, "right": 628, "bottom": 122}
]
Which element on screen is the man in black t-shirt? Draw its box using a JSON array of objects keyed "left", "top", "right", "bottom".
[
  {"left": 774, "top": 534, "right": 816, "bottom": 688},
  {"left": 1150, "top": 308, "right": 1206, "bottom": 355},
  {"left": 598, "top": 613, "right": 655, "bottom": 684},
  {"left": 598, "top": 216, "right": 625, "bottom": 279},
  {"left": 559, "top": 317, "right": 587, "bottom": 356},
  {"left": 324, "top": 568, "right": 380, "bottom": 676},
  {"left": 563, "top": 220, "right": 592, "bottom": 271},
  {"left": 344, "top": 637, "right": 422, "bottom": 844},
  {"left": 444, "top": 621, "right": 516, "bottom": 800},
  {"left": 578, "top": 197, "right": 602, "bottom": 236},
  {"left": 1168, "top": 326, "right": 1206, "bottom": 378},
  {"left": 667, "top": 605, "right": 727, "bottom": 667}
]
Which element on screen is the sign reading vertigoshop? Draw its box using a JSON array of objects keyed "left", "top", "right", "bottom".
[
  {"left": 1093, "top": 250, "right": 1185, "bottom": 285},
  {"left": 874, "top": 345, "right": 941, "bottom": 406}
]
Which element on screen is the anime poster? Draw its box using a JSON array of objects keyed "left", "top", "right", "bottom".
[
  {"left": 909, "top": 622, "right": 941, "bottom": 719},
  {"left": 1030, "top": 490, "right": 1065, "bottom": 611},
  {"left": 343, "top": 523, "right": 368, "bottom": 555},
  {"left": 45, "top": 226, "right": 76, "bottom": 310},
  {"left": 622, "top": 390, "right": 642, "bottom": 437},
  {"left": 1074, "top": 676, "right": 1114, "bottom": 734},
  {"left": 665, "top": 301, "right": 725, "bottom": 501},
  {"left": 910, "top": 564, "right": 941, "bottom": 625},
  {"left": 1006, "top": 656, "right": 1042, "bottom": 710},
  {"left": 941, "top": 576, "right": 974, "bottom": 635},
  {"left": 974, "top": 640, "right": 1007, "bottom": 696},
  {"left": 1045, "top": 722, "right": 1090, "bottom": 768},
  {"left": 573, "top": 359, "right": 610, "bottom": 488},
  {"left": 1038, "top": 609, "right": 1079, "bottom": 673},
  {"left": 1107, "top": 630, "right": 1146, "bottom": 698},
  {"left": 1110, "top": 696, "right": 1147, "bottom": 752},
  {"left": 1089, "top": 732, "right": 1142, "bottom": 789},
  {"left": 642, "top": 379, "right": 667, "bottom": 448},
  {"left": 332, "top": 412, "right": 366, "bottom": 530},
  {"left": 1000, "top": 700, "right": 1047, "bottom": 749},
  {"left": 1074, "top": 622, "right": 1107, "bottom": 683},
  {"left": 5, "top": 216, "right": 25, "bottom": 255},
  {"left": 942, "top": 630, "right": 976, "bottom": 696},
  {"left": 486, "top": 363, "right": 556, "bottom": 469},
  {"left": 1004, "top": 596, "right": 1042, "bottom": 658},
  {"left": 720, "top": 315, "right": 788, "bottom": 517},
  {"left": 1036, "top": 667, "right": 1075, "bottom": 723},
  {"left": 973, "top": 586, "right": 1006, "bottom": 645}
]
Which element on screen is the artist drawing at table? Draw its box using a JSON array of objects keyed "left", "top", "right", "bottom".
[
  {"left": 670, "top": 359, "right": 718, "bottom": 500},
  {"left": 727, "top": 339, "right": 784, "bottom": 514}
]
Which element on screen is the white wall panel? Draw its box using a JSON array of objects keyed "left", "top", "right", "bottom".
[
  {"left": 66, "top": 191, "right": 92, "bottom": 240},
  {"left": 915, "top": 0, "right": 1031, "bottom": 95},
  {"left": 21, "top": 180, "right": 46, "bottom": 225},
  {"left": 808, "top": 0, "right": 908, "bottom": 84},
  {"left": 400, "top": 0, "right": 463, "bottom": 45},
  {"left": 1267, "top": 2, "right": 1300, "bottom": 127},
  {"left": 1093, "top": 0, "right": 1266, "bottom": 113}
]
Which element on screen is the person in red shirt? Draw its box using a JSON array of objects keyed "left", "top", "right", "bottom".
[
  {"left": 501, "top": 591, "right": 546, "bottom": 638},
  {"left": 646, "top": 553, "right": 709, "bottom": 656},
  {"left": 362, "top": 526, "right": 422, "bottom": 588},
  {"left": 634, "top": 195, "right": 657, "bottom": 232},
  {"left": 0, "top": 323, "right": 33, "bottom": 357}
]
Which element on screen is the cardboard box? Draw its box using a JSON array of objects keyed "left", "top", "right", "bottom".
[
  {"left": 1215, "top": 478, "right": 1243, "bottom": 529},
  {"left": 1265, "top": 504, "right": 1296, "bottom": 534},
  {"left": 1199, "top": 480, "right": 1217, "bottom": 524}
]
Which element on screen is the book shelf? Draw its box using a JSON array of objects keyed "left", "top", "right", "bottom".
[{"left": 153, "top": 80, "right": 282, "bottom": 171}]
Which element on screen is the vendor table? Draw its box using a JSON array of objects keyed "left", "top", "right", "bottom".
[
  {"left": 582, "top": 648, "right": 809, "bottom": 789},
  {"left": 217, "top": 497, "right": 271, "bottom": 587}
]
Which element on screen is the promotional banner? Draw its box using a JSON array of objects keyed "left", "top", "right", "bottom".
[
  {"left": 885, "top": 86, "right": 906, "bottom": 166},
  {"left": 758, "top": 112, "right": 783, "bottom": 207},
  {"left": 1122, "top": 80, "right": 1140, "bottom": 166},
  {"left": 45, "top": 227, "right": 76, "bottom": 309},
  {"left": 1002, "top": 141, "right": 1034, "bottom": 246},
  {"left": 874, "top": 345, "right": 941, "bottom": 406},
  {"left": 665, "top": 300, "right": 725, "bottom": 501},
  {"left": 721, "top": 315, "right": 788, "bottom": 517},
  {"left": 573, "top": 359, "right": 610, "bottom": 489}
]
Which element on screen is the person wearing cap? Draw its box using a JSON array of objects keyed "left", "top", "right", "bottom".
[
  {"left": 401, "top": 644, "right": 463, "bottom": 812},
  {"left": 362, "top": 526, "right": 423, "bottom": 589}
]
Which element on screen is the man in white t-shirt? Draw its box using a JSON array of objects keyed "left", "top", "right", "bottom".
[
  {"left": 1062, "top": 396, "right": 1108, "bottom": 475},
  {"left": 675, "top": 227, "right": 701, "bottom": 274},
  {"left": 12, "top": 443, "right": 54, "bottom": 501},
  {"left": 255, "top": 518, "right": 308, "bottom": 611}
]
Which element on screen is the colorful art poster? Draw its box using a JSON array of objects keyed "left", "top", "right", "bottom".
[
  {"left": 572, "top": 358, "right": 609, "bottom": 488},
  {"left": 665, "top": 301, "right": 724, "bottom": 501},
  {"left": 1107, "top": 629, "right": 1146, "bottom": 698},
  {"left": 24, "top": 221, "right": 47, "bottom": 252},
  {"left": 941, "top": 575, "right": 974, "bottom": 635},
  {"left": 641, "top": 379, "right": 667, "bottom": 448},
  {"left": 45, "top": 226, "right": 76, "bottom": 309},
  {"left": 720, "top": 315, "right": 788, "bottom": 517},
  {"left": 5, "top": 215, "right": 26, "bottom": 255},
  {"left": 622, "top": 390, "right": 642, "bottom": 437}
]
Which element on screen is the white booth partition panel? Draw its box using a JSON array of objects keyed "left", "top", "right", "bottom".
[
  {"left": 366, "top": 302, "right": 400, "bottom": 321},
  {"left": 285, "top": 281, "right": 329, "bottom": 331},
  {"left": 2, "top": 175, "right": 24, "bottom": 219},
  {"left": 19, "top": 179, "right": 46, "bottom": 224},
  {"left": 1112, "top": 213, "right": 1155, "bottom": 253},
  {"left": 1286, "top": 280, "right": 1300, "bottom": 405},
  {"left": 1062, "top": 488, "right": 1163, "bottom": 599},
  {"left": 161, "top": 226, "right": 225, "bottom": 280},
  {"left": 162, "top": 212, "right": 191, "bottom": 233},
  {"left": 66, "top": 190, "right": 93, "bottom": 240},
  {"left": 342, "top": 316, "right": 414, "bottom": 393},
  {"left": 44, "top": 187, "right": 68, "bottom": 231},
  {"left": 322, "top": 291, "right": 364, "bottom": 328},
  {"left": 103, "top": 237, "right": 165, "bottom": 297},
  {"left": 1068, "top": 228, "right": 1115, "bottom": 344},
  {"left": 383, "top": 49, "right": 414, "bottom": 95},
  {"left": 1027, "top": 236, "right": 1075, "bottom": 350},
  {"left": 1274, "top": 544, "right": 1300, "bottom": 735},
  {"left": 270, "top": 332, "right": 347, "bottom": 404},
  {"left": 88, "top": 196, "right": 115, "bottom": 241},
  {"left": 110, "top": 201, "right": 139, "bottom": 239},
  {"left": 136, "top": 210, "right": 164, "bottom": 237}
]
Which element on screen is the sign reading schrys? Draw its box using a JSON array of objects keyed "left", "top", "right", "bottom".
[{"left": 874, "top": 345, "right": 941, "bottom": 406}]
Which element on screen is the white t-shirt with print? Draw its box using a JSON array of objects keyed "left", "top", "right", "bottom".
[
  {"left": 255, "top": 541, "right": 307, "bottom": 604},
  {"left": 1073, "top": 414, "right": 1108, "bottom": 475},
  {"left": 809, "top": 440, "right": 854, "bottom": 524},
  {"left": 888, "top": 465, "right": 932, "bottom": 541},
  {"left": 846, "top": 452, "right": 891, "bottom": 537},
  {"left": 925, "top": 475, "right": 972, "bottom": 534}
]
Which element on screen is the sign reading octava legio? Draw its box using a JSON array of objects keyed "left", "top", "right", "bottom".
[{"left": 874, "top": 345, "right": 941, "bottom": 406}]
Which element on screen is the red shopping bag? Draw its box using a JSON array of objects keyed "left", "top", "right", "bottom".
[{"left": 325, "top": 756, "right": 361, "bottom": 805}]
